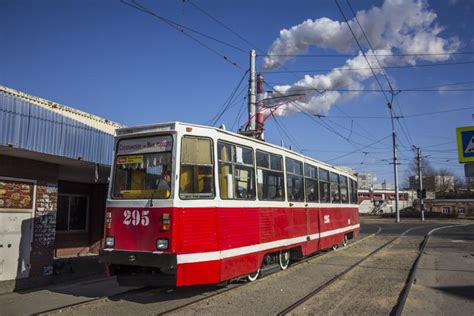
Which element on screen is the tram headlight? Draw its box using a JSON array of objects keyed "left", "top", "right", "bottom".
[
  {"left": 105, "top": 236, "right": 115, "bottom": 248},
  {"left": 156, "top": 238, "right": 169, "bottom": 250}
]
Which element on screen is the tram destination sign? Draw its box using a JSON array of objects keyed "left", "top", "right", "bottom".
[{"left": 117, "top": 135, "right": 172, "bottom": 155}]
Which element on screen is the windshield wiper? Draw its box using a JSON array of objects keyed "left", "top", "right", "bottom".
[
  {"left": 149, "top": 189, "right": 155, "bottom": 207},
  {"left": 150, "top": 177, "right": 164, "bottom": 207}
]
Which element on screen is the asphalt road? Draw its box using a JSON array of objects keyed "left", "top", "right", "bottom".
[{"left": 403, "top": 224, "right": 474, "bottom": 316}]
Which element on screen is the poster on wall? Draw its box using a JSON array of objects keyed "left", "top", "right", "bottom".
[{"left": 0, "top": 177, "right": 36, "bottom": 211}]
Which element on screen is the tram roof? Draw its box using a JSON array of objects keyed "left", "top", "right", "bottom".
[{"left": 116, "top": 121, "right": 357, "bottom": 179}]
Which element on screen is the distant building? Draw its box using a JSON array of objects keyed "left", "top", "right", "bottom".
[
  {"left": 409, "top": 175, "right": 454, "bottom": 192},
  {"left": 357, "top": 172, "right": 374, "bottom": 189},
  {"left": 357, "top": 189, "right": 413, "bottom": 214},
  {"left": 423, "top": 199, "right": 473, "bottom": 217}
]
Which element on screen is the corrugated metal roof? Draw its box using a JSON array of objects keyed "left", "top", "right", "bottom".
[
  {"left": 0, "top": 86, "right": 124, "bottom": 165},
  {"left": 0, "top": 85, "right": 123, "bottom": 135}
]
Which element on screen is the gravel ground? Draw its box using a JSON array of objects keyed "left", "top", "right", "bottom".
[
  {"left": 166, "top": 236, "right": 395, "bottom": 316},
  {"left": 45, "top": 222, "right": 456, "bottom": 316},
  {"left": 48, "top": 235, "right": 390, "bottom": 316},
  {"left": 290, "top": 236, "right": 424, "bottom": 315}
]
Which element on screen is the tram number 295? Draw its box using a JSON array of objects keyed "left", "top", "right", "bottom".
[{"left": 123, "top": 210, "right": 150, "bottom": 226}]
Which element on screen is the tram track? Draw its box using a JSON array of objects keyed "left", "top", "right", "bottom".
[
  {"left": 392, "top": 224, "right": 463, "bottom": 316},
  {"left": 160, "top": 226, "right": 382, "bottom": 315},
  {"left": 276, "top": 224, "right": 456, "bottom": 316},
  {"left": 36, "top": 227, "right": 380, "bottom": 316},
  {"left": 32, "top": 286, "right": 153, "bottom": 316},
  {"left": 31, "top": 223, "right": 387, "bottom": 316}
]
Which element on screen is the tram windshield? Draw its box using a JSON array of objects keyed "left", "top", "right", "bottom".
[{"left": 112, "top": 135, "right": 173, "bottom": 199}]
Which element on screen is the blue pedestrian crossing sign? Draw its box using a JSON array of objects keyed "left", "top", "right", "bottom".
[{"left": 456, "top": 126, "right": 474, "bottom": 163}]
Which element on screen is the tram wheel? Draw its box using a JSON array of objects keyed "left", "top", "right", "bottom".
[
  {"left": 247, "top": 269, "right": 260, "bottom": 282},
  {"left": 342, "top": 234, "right": 348, "bottom": 247},
  {"left": 332, "top": 244, "right": 338, "bottom": 251},
  {"left": 279, "top": 250, "right": 290, "bottom": 270}
]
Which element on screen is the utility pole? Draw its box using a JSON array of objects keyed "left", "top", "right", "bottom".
[
  {"left": 248, "top": 49, "right": 257, "bottom": 132},
  {"left": 413, "top": 145, "right": 425, "bottom": 221},
  {"left": 256, "top": 73, "right": 265, "bottom": 141},
  {"left": 388, "top": 101, "right": 400, "bottom": 223}
]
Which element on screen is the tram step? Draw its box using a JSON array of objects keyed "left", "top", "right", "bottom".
[{"left": 260, "top": 263, "right": 280, "bottom": 277}]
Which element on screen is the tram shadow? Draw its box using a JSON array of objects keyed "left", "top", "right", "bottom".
[
  {"left": 106, "top": 279, "right": 246, "bottom": 306},
  {"left": 39, "top": 276, "right": 242, "bottom": 307}
]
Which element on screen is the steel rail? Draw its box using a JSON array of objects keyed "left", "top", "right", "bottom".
[
  {"left": 33, "top": 286, "right": 152, "bottom": 316},
  {"left": 160, "top": 225, "right": 382, "bottom": 315},
  {"left": 392, "top": 224, "right": 469, "bottom": 316},
  {"left": 276, "top": 225, "right": 435, "bottom": 316},
  {"left": 35, "top": 224, "right": 382, "bottom": 316}
]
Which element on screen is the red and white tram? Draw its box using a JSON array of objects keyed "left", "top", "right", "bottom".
[{"left": 99, "top": 122, "right": 360, "bottom": 287}]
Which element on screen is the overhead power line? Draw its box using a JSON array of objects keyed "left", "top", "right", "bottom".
[
  {"left": 187, "top": 0, "right": 260, "bottom": 51},
  {"left": 121, "top": 0, "right": 244, "bottom": 69},
  {"left": 259, "top": 52, "right": 474, "bottom": 58},
  {"left": 326, "top": 134, "right": 392, "bottom": 162},
  {"left": 261, "top": 60, "right": 474, "bottom": 74},
  {"left": 264, "top": 86, "right": 474, "bottom": 93},
  {"left": 304, "top": 106, "right": 474, "bottom": 119},
  {"left": 207, "top": 70, "right": 249, "bottom": 126}
]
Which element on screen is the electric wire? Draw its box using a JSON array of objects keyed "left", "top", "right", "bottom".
[
  {"left": 187, "top": 0, "right": 261, "bottom": 52},
  {"left": 260, "top": 52, "right": 474, "bottom": 58},
  {"left": 262, "top": 84, "right": 474, "bottom": 93},
  {"left": 272, "top": 114, "right": 303, "bottom": 152},
  {"left": 294, "top": 106, "right": 474, "bottom": 119},
  {"left": 332, "top": 104, "right": 380, "bottom": 142},
  {"left": 263, "top": 81, "right": 395, "bottom": 152},
  {"left": 208, "top": 70, "right": 249, "bottom": 126},
  {"left": 260, "top": 60, "right": 474, "bottom": 74},
  {"left": 121, "top": 0, "right": 244, "bottom": 69},
  {"left": 326, "top": 134, "right": 392, "bottom": 162},
  {"left": 231, "top": 96, "right": 247, "bottom": 131},
  {"left": 335, "top": 0, "right": 390, "bottom": 103}
]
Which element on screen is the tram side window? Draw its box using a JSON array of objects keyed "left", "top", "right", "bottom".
[
  {"left": 256, "top": 150, "right": 285, "bottom": 201},
  {"left": 218, "top": 141, "right": 255, "bottom": 200},
  {"left": 179, "top": 136, "right": 215, "bottom": 199},
  {"left": 340, "top": 175, "right": 348, "bottom": 204},
  {"left": 304, "top": 164, "right": 319, "bottom": 202},
  {"left": 319, "top": 168, "right": 330, "bottom": 203},
  {"left": 330, "top": 172, "right": 341, "bottom": 203},
  {"left": 286, "top": 158, "right": 304, "bottom": 202},
  {"left": 350, "top": 179, "right": 358, "bottom": 204}
]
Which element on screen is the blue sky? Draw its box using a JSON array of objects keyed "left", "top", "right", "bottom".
[{"left": 1, "top": 0, "right": 473, "bottom": 186}]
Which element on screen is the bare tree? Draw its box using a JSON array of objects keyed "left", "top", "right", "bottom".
[{"left": 403, "top": 157, "right": 435, "bottom": 189}]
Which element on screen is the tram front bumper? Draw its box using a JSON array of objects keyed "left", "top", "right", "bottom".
[{"left": 99, "top": 249, "right": 177, "bottom": 269}]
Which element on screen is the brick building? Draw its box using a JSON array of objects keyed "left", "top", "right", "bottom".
[
  {"left": 423, "top": 199, "right": 474, "bottom": 217},
  {"left": 0, "top": 85, "right": 123, "bottom": 289}
]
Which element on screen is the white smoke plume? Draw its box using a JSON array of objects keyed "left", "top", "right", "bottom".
[{"left": 263, "top": 0, "right": 460, "bottom": 116}]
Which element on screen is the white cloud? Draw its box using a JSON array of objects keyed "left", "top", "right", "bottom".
[{"left": 263, "top": 0, "right": 460, "bottom": 116}]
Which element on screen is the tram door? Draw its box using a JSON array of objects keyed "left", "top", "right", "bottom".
[
  {"left": 305, "top": 203, "right": 311, "bottom": 236},
  {"left": 305, "top": 203, "right": 319, "bottom": 254}
]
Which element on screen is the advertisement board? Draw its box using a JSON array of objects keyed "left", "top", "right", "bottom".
[{"left": 0, "top": 177, "right": 36, "bottom": 211}]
